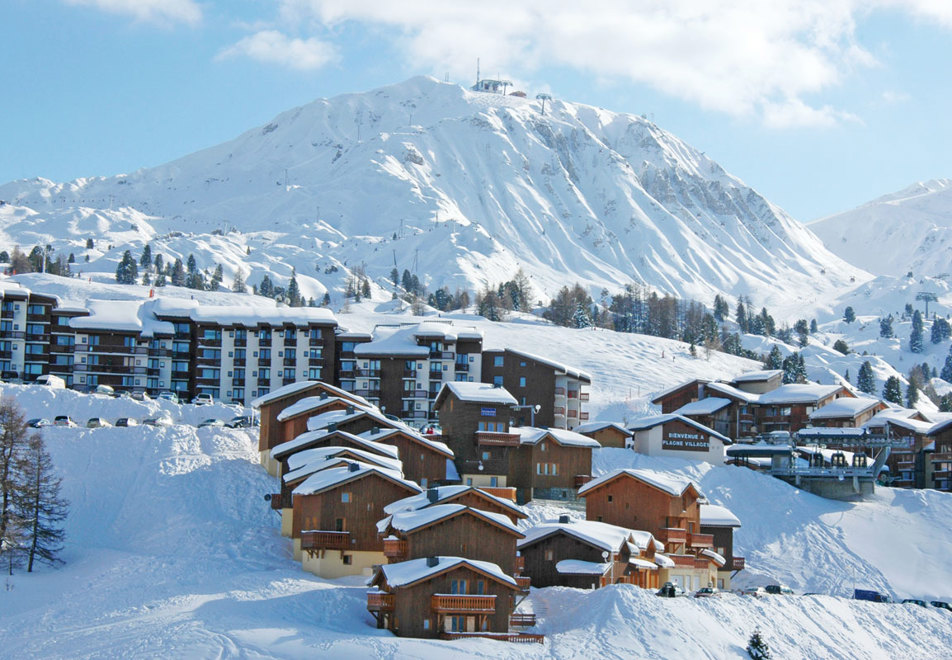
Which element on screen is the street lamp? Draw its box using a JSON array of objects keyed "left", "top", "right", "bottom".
[{"left": 510, "top": 404, "right": 541, "bottom": 427}]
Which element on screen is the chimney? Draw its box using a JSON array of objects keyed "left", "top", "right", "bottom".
[
  {"left": 426, "top": 556, "right": 439, "bottom": 568},
  {"left": 328, "top": 422, "right": 337, "bottom": 432},
  {"left": 427, "top": 487, "right": 439, "bottom": 503},
  {"left": 346, "top": 405, "right": 355, "bottom": 415},
  {"left": 348, "top": 462, "right": 361, "bottom": 472},
  {"left": 320, "top": 391, "right": 327, "bottom": 400},
  {"left": 558, "top": 514, "right": 570, "bottom": 524},
  {"left": 371, "top": 426, "right": 380, "bottom": 435}
]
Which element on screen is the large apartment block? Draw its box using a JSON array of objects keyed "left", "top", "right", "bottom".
[{"left": 0, "top": 282, "right": 590, "bottom": 423}]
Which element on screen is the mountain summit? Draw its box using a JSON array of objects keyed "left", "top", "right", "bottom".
[{"left": 0, "top": 77, "right": 865, "bottom": 312}]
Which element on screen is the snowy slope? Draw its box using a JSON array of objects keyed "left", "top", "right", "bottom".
[
  {"left": 2, "top": 386, "right": 952, "bottom": 659},
  {"left": 0, "top": 76, "right": 866, "bottom": 316},
  {"left": 811, "top": 179, "right": 952, "bottom": 279}
]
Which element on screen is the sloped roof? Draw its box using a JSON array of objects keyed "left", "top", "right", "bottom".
[
  {"left": 577, "top": 468, "right": 702, "bottom": 498},
  {"left": 492, "top": 348, "right": 592, "bottom": 383},
  {"left": 382, "top": 486, "right": 528, "bottom": 518},
  {"left": 292, "top": 462, "right": 420, "bottom": 497},
  {"left": 555, "top": 559, "right": 610, "bottom": 575},
  {"left": 381, "top": 503, "right": 522, "bottom": 537},
  {"left": 705, "top": 382, "right": 761, "bottom": 404},
  {"left": 700, "top": 504, "right": 742, "bottom": 528},
  {"left": 518, "top": 519, "right": 645, "bottom": 553},
  {"left": 251, "top": 381, "right": 369, "bottom": 409},
  {"left": 650, "top": 378, "right": 709, "bottom": 404},
  {"left": 439, "top": 381, "right": 518, "bottom": 405},
  {"left": 732, "top": 369, "right": 783, "bottom": 384},
  {"left": 809, "top": 397, "right": 883, "bottom": 420},
  {"left": 276, "top": 396, "right": 370, "bottom": 421},
  {"left": 283, "top": 446, "right": 403, "bottom": 484},
  {"left": 757, "top": 384, "right": 844, "bottom": 405},
  {"left": 358, "top": 427, "right": 454, "bottom": 459},
  {"left": 305, "top": 406, "right": 409, "bottom": 434},
  {"left": 628, "top": 414, "right": 731, "bottom": 444},
  {"left": 673, "top": 398, "right": 732, "bottom": 416},
  {"left": 376, "top": 556, "right": 517, "bottom": 589},
  {"left": 271, "top": 429, "right": 401, "bottom": 461},
  {"left": 513, "top": 426, "right": 601, "bottom": 448},
  {"left": 573, "top": 421, "right": 631, "bottom": 436}
]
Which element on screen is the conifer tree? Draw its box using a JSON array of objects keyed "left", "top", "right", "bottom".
[
  {"left": 765, "top": 346, "right": 783, "bottom": 370},
  {"left": 16, "top": 435, "right": 67, "bottom": 572},
  {"left": 810, "top": 319, "right": 818, "bottom": 333},
  {"left": 231, "top": 269, "right": 246, "bottom": 294},
  {"left": 910, "top": 310, "right": 924, "bottom": 353},
  {"left": 170, "top": 258, "right": 186, "bottom": 287},
  {"left": 880, "top": 316, "right": 894, "bottom": 338},
  {"left": 747, "top": 628, "right": 771, "bottom": 659},
  {"left": 114, "top": 250, "right": 138, "bottom": 284},
  {"left": 906, "top": 383, "right": 919, "bottom": 408},
  {"left": 882, "top": 376, "right": 903, "bottom": 404},
  {"left": 85, "top": 238, "right": 94, "bottom": 249},
  {"left": 0, "top": 399, "right": 29, "bottom": 573},
  {"left": 259, "top": 275, "right": 274, "bottom": 298},
  {"left": 857, "top": 361, "right": 876, "bottom": 394},
  {"left": 735, "top": 299, "right": 748, "bottom": 333},
  {"left": 287, "top": 269, "right": 302, "bottom": 307},
  {"left": 573, "top": 303, "right": 591, "bottom": 329},
  {"left": 153, "top": 253, "right": 164, "bottom": 275},
  {"left": 843, "top": 306, "right": 855, "bottom": 323},
  {"left": 139, "top": 244, "right": 152, "bottom": 269},
  {"left": 154, "top": 272, "right": 167, "bottom": 287},
  {"left": 941, "top": 346, "right": 952, "bottom": 382},
  {"left": 209, "top": 264, "right": 223, "bottom": 291}
]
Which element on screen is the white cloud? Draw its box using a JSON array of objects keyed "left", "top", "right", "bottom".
[
  {"left": 216, "top": 30, "right": 337, "bottom": 71},
  {"left": 64, "top": 0, "right": 201, "bottom": 26},
  {"left": 270, "top": 0, "right": 950, "bottom": 126}
]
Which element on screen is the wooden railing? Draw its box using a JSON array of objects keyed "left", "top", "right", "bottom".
[
  {"left": 687, "top": 533, "right": 714, "bottom": 549},
  {"left": 659, "top": 528, "right": 687, "bottom": 544},
  {"left": 366, "top": 592, "right": 395, "bottom": 611},
  {"left": 579, "top": 392, "right": 590, "bottom": 401},
  {"left": 431, "top": 594, "right": 496, "bottom": 613},
  {"left": 300, "top": 530, "right": 350, "bottom": 551},
  {"left": 382, "top": 538, "right": 408, "bottom": 559},
  {"left": 574, "top": 475, "right": 593, "bottom": 488},
  {"left": 475, "top": 432, "right": 520, "bottom": 447},
  {"left": 732, "top": 556, "right": 745, "bottom": 570},
  {"left": 509, "top": 613, "right": 537, "bottom": 627},
  {"left": 440, "top": 632, "right": 543, "bottom": 644},
  {"left": 669, "top": 554, "right": 697, "bottom": 567},
  {"left": 515, "top": 576, "right": 531, "bottom": 590}
]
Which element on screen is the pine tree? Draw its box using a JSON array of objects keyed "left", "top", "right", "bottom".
[
  {"left": 810, "top": 319, "right": 818, "bottom": 333},
  {"left": 154, "top": 272, "right": 167, "bottom": 287},
  {"left": 573, "top": 303, "right": 591, "bottom": 329},
  {"left": 843, "top": 306, "right": 856, "bottom": 323},
  {"left": 85, "top": 238, "right": 94, "bottom": 249},
  {"left": 140, "top": 270, "right": 151, "bottom": 286},
  {"left": 940, "top": 394, "right": 952, "bottom": 412},
  {"left": 170, "top": 258, "right": 186, "bottom": 287},
  {"left": 390, "top": 267, "right": 399, "bottom": 287},
  {"left": 833, "top": 339, "right": 850, "bottom": 355},
  {"left": 287, "top": 270, "right": 302, "bottom": 307},
  {"left": 882, "top": 376, "right": 903, "bottom": 404},
  {"left": 209, "top": 264, "right": 223, "bottom": 291},
  {"left": 857, "top": 361, "right": 876, "bottom": 394},
  {"left": 880, "top": 316, "right": 894, "bottom": 338},
  {"left": 321, "top": 292, "right": 331, "bottom": 307},
  {"left": 67, "top": 253, "right": 75, "bottom": 264},
  {"left": 747, "top": 627, "right": 771, "bottom": 659},
  {"left": 153, "top": 254, "right": 164, "bottom": 275},
  {"left": 259, "top": 274, "right": 274, "bottom": 298},
  {"left": 906, "top": 383, "right": 919, "bottom": 408},
  {"left": 114, "top": 250, "right": 138, "bottom": 284},
  {"left": 931, "top": 317, "right": 951, "bottom": 344},
  {"left": 361, "top": 278, "right": 371, "bottom": 299},
  {"left": 139, "top": 244, "right": 152, "bottom": 269},
  {"left": 231, "top": 269, "right": 246, "bottom": 294},
  {"left": 941, "top": 346, "right": 952, "bottom": 382},
  {"left": 15, "top": 435, "right": 67, "bottom": 571},
  {"left": 794, "top": 353, "right": 808, "bottom": 383},
  {"left": 910, "top": 310, "right": 924, "bottom": 353},
  {"left": 186, "top": 254, "right": 198, "bottom": 275},
  {"left": 765, "top": 346, "right": 783, "bottom": 370},
  {"left": 735, "top": 300, "right": 748, "bottom": 333}
]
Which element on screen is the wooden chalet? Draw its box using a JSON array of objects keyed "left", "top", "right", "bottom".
[
  {"left": 290, "top": 461, "right": 421, "bottom": 578},
  {"left": 377, "top": 504, "right": 524, "bottom": 577},
  {"left": 807, "top": 397, "right": 887, "bottom": 428},
  {"left": 753, "top": 384, "right": 853, "bottom": 435},
  {"left": 865, "top": 411, "right": 936, "bottom": 488},
  {"left": 508, "top": 427, "right": 600, "bottom": 502},
  {"left": 358, "top": 427, "right": 456, "bottom": 489},
  {"left": 927, "top": 418, "right": 952, "bottom": 492},
  {"left": 517, "top": 517, "right": 663, "bottom": 590},
  {"left": 275, "top": 395, "right": 370, "bottom": 448},
  {"left": 383, "top": 486, "right": 529, "bottom": 526},
  {"left": 368, "top": 557, "right": 533, "bottom": 641},
  {"left": 578, "top": 469, "right": 722, "bottom": 591},
  {"left": 699, "top": 504, "right": 744, "bottom": 590},
  {"left": 573, "top": 421, "right": 631, "bottom": 449}
]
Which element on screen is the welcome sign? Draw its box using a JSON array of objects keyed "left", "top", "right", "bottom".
[{"left": 662, "top": 430, "right": 710, "bottom": 451}]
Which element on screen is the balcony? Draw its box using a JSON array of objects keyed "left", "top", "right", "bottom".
[
  {"left": 475, "top": 431, "right": 520, "bottom": 447},
  {"left": 268, "top": 493, "right": 285, "bottom": 510},
  {"left": 403, "top": 369, "right": 417, "bottom": 378},
  {"left": 234, "top": 338, "right": 247, "bottom": 347},
  {"left": 234, "top": 359, "right": 246, "bottom": 367},
  {"left": 567, "top": 410, "right": 578, "bottom": 418},
  {"left": 579, "top": 412, "right": 590, "bottom": 421},
  {"left": 258, "top": 359, "right": 272, "bottom": 368},
  {"left": 366, "top": 592, "right": 395, "bottom": 612},
  {"left": 257, "top": 378, "right": 270, "bottom": 387},
  {"left": 510, "top": 613, "right": 536, "bottom": 627},
  {"left": 515, "top": 575, "right": 531, "bottom": 591},
  {"left": 430, "top": 594, "right": 496, "bottom": 614},
  {"left": 283, "top": 337, "right": 297, "bottom": 347},
  {"left": 732, "top": 557, "right": 745, "bottom": 571},
  {"left": 233, "top": 378, "right": 245, "bottom": 387},
  {"left": 455, "top": 362, "right": 469, "bottom": 372},
  {"left": 574, "top": 475, "right": 593, "bottom": 488},
  {"left": 309, "top": 337, "right": 324, "bottom": 346},
  {"left": 283, "top": 358, "right": 296, "bottom": 367},
  {"left": 308, "top": 358, "right": 323, "bottom": 367},
  {"left": 687, "top": 533, "right": 714, "bottom": 549},
  {"left": 553, "top": 407, "right": 565, "bottom": 416},
  {"left": 357, "top": 368, "right": 381, "bottom": 378},
  {"left": 669, "top": 555, "right": 697, "bottom": 567},
  {"left": 428, "top": 371, "right": 445, "bottom": 381},
  {"left": 300, "top": 530, "right": 351, "bottom": 551},
  {"left": 567, "top": 390, "right": 579, "bottom": 399},
  {"left": 658, "top": 528, "right": 687, "bottom": 545},
  {"left": 383, "top": 538, "right": 408, "bottom": 560},
  {"left": 579, "top": 392, "right": 590, "bottom": 402},
  {"left": 355, "top": 388, "right": 381, "bottom": 398},
  {"left": 931, "top": 452, "right": 952, "bottom": 463}
]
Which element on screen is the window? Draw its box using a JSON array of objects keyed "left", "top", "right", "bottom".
[
  {"left": 544, "top": 549, "right": 554, "bottom": 561},
  {"left": 493, "top": 375, "right": 503, "bottom": 386},
  {"left": 123, "top": 336, "right": 136, "bottom": 347},
  {"left": 284, "top": 328, "right": 295, "bottom": 340},
  {"left": 259, "top": 329, "right": 272, "bottom": 341},
  {"left": 450, "top": 579, "right": 468, "bottom": 594},
  {"left": 285, "top": 349, "right": 296, "bottom": 360},
  {"left": 423, "top": 619, "right": 430, "bottom": 631},
  {"left": 493, "top": 355, "right": 504, "bottom": 367},
  {"left": 341, "top": 492, "right": 351, "bottom": 503},
  {"left": 259, "top": 349, "right": 271, "bottom": 360},
  {"left": 53, "top": 335, "right": 74, "bottom": 346},
  {"left": 607, "top": 495, "right": 613, "bottom": 503},
  {"left": 26, "top": 324, "right": 44, "bottom": 335},
  {"left": 342, "top": 555, "right": 352, "bottom": 565},
  {"left": 482, "top": 451, "right": 490, "bottom": 460},
  {"left": 27, "top": 304, "right": 45, "bottom": 315},
  {"left": 203, "top": 329, "right": 221, "bottom": 340},
  {"left": 234, "top": 348, "right": 246, "bottom": 360},
  {"left": 335, "top": 518, "right": 345, "bottom": 532},
  {"left": 308, "top": 368, "right": 322, "bottom": 379},
  {"left": 519, "top": 376, "right": 526, "bottom": 388}
]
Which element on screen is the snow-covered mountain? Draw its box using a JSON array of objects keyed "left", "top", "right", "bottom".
[
  {"left": 0, "top": 76, "right": 866, "bottom": 316},
  {"left": 811, "top": 179, "right": 952, "bottom": 280}
]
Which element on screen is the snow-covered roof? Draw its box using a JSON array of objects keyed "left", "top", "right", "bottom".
[
  {"left": 726, "top": 443, "right": 795, "bottom": 457},
  {"left": 357, "top": 427, "right": 454, "bottom": 459},
  {"left": 305, "top": 406, "right": 408, "bottom": 434},
  {"left": 189, "top": 305, "right": 336, "bottom": 327},
  {"left": 868, "top": 417, "right": 935, "bottom": 435},
  {"left": 250, "top": 381, "right": 319, "bottom": 408},
  {"left": 488, "top": 348, "right": 592, "bottom": 383},
  {"left": 439, "top": 381, "right": 517, "bottom": 405},
  {"left": 732, "top": 369, "right": 783, "bottom": 384},
  {"left": 283, "top": 446, "right": 403, "bottom": 483},
  {"left": 377, "top": 556, "right": 517, "bottom": 589},
  {"left": 573, "top": 421, "right": 631, "bottom": 436},
  {"left": 700, "top": 504, "right": 742, "bottom": 528},
  {"left": 628, "top": 414, "right": 731, "bottom": 444},
  {"left": 354, "top": 325, "right": 429, "bottom": 357},
  {"left": 578, "top": 468, "right": 702, "bottom": 498},
  {"left": 555, "top": 559, "right": 610, "bottom": 575},
  {"left": 383, "top": 485, "right": 527, "bottom": 518},
  {"left": 292, "top": 462, "right": 420, "bottom": 497},
  {"left": 382, "top": 503, "right": 522, "bottom": 536},
  {"left": 653, "top": 554, "right": 675, "bottom": 569},
  {"left": 705, "top": 382, "right": 761, "bottom": 404},
  {"left": 629, "top": 557, "right": 658, "bottom": 570},
  {"left": 276, "top": 396, "right": 369, "bottom": 421},
  {"left": 757, "top": 384, "right": 844, "bottom": 405},
  {"left": 271, "top": 429, "right": 401, "bottom": 461},
  {"left": 809, "top": 397, "right": 883, "bottom": 420},
  {"left": 700, "top": 548, "right": 726, "bottom": 567},
  {"left": 513, "top": 426, "right": 601, "bottom": 448},
  {"left": 518, "top": 519, "right": 643, "bottom": 553},
  {"left": 796, "top": 427, "right": 867, "bottom": 439},
  {"left": 650, "top": 378, "right": 709, "bottom": 404},
  {"left": 69, "top": 299, "right": 175, "bottom": 336},
  {"left": 673, "top": 398, "right": 732, "bottom": 416}
]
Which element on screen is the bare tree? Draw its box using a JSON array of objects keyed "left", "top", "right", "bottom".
[
  {"left": 0, "top": 398, "right": 29, "bottom": 574},
  {"left": 17, "top": 435, "right": 67, "bottom": 572}
]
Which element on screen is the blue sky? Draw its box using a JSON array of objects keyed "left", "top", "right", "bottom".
[{"left": 4, "top": 1, "right": 952, "bottom": 221}]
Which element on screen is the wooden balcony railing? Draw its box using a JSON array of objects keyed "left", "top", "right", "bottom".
[
  {"left": 268, "top": 493, "right": 285, "bottom": 510},
  {"left": 579, "top": 412, "right": 590, "bottom": 421},
  {"left": 687, "top": 533, "right": 714, "bottom": 549},
  {"left": 509, "top": 613, "right": 536, "bottom": 627},
  {"left": 431, "top": 594, "right": 496, "bottom": 613},
  {"left": 382, "top": 538, "right": 408, "bottom": 560},
  {"left": 554, "top": 387, "right": 566, "bottom": 396},
  {"left": 659, "top": 528, "right": 687, "bottom": 544},
  {"left": 574, "top": 475, "right": 593, "bottom": 488},
  {"left": 366, "top": 592, "right": 395, "bottom": 611},
  {"left": 300, "top": 530, "right": 350, "bottom": 551},
  {"left": 439, "top": 632, "right": 544, "bottom": 644},
  {"left": 669, "top": 554, "right": 697, "bottom": 567},
  {"left": 476, "top": 431, "right": 520, "bottom": 447},
  {"left": 579, "top": 392, "right": 590, "bottom": 401},
  {"left": 516, "top": 576, "right": 531, "bottom": 591},
  {"left": 732, "top": 557, "right": 745, "bottom": 570}
]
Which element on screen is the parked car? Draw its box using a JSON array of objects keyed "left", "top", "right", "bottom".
[
  {"left": 131, "top": 391, "right": 151, "bottom": 402},
  {"left": 198, "top": 418, "right": 225, "bottom": 428},
  {"left": 930, "top": 601, "right": 952, "bottom": 612},
  {"left": 227, "top": 415, "right": 255, "bottom": 428},
  {"left": 26, "top": 418, "right": 51, "bottom": 428},
  {"left": 1, "top": 370, "right": 22, "bottom": 383},
  {"left": 656, "top": 582, "right": 685, "bottom": 598},
  {"left": 742, "top": 587, "right": 767, "bottom": 598},
  {"left": 853, "top": 589, "right": 891, "bottom": 603},
  {"left": 86, "top": 417, "right": 111, "bottom": 428},
  {"left": 115, "top": 417, "right": 139, "bottom": 427},
  {"left": 143, "top": 416, "right": 173, "bottom": 427},
  {"left": 53, "top": 415, "right": 77, "bottom": 427},
  {"left": 765, "top": 584, "right": 794, "bottom": 595},
  {"left": 157, "top": 391, "right": 180, "bottom": 404},
  {"left": 192, "top": 393, "right": 214, "bottom": 406},
  {"left": 694, "top": 587, "right": 721, "bottom": 598},
  {"left": 35, "top": 374, "right": 66, "bottom": 388},
  {"left": 902, "top": 599, "right": 928, "bottom": 608},
  {"left": 95, "top": 384, "right": 116, "bottom": 396}
]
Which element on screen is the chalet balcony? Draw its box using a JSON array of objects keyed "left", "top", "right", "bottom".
[
  {"left": 309, "top": 338, "right": 323, "bottom": 347},
  {"left": 366, "top": 592, "right": 395, "bottom": 612},
  {"left": 234, "top": 359, "right": 247, "bottom": 367},
  {"left": 382, "top": 538, "right": 408, "bottom": 560},
  {"left": 258, "top": 359, "right": 271, "bottom": 367},
  {"left": 567, "top": 410, "right": 578, "bottom": 418},
  {"left": 509, "top": 613, "right": 536, "bottom": 627},
  {"left": 259, "top": 338, "right": 272, "bottom": 347},
  {"left": 0, "top": 351, "right": 11, "bottom": 360},
  {"left": 355, "top": 388, "right": 381, "bottom": 397},
  {"left": 171, "top": 370, "right": 190, "bottom": 380},
  {"left": 579, "top": 392, "right": 590, "bottom": 402},
  {"left": 198, "top": 339, "right": 222, "bottom": 348},
  {"left": 515, "top": 576, "right": 531, "bottom": 591},
  {"left": 931, "top": 452, "right": 952, "bottom": 463},
  {"left": 430, "top": 594, "right": 496, "bottom": 614},
  {"left": 339, "top": 369, "right": 356, "bottom": 379},
  {"left": 357, "top": 368, "right": 380, "bottom": 378},
  {"left": 687, "top": 533, "right": 714, "bottom": 549},
  {"left": 668, "top": 555, "right": 697, "bottom": 567},
  {"left": 455, "top": 362, "right": 469, "bottom": 372},
  {"left": 732, "top": 557, "right": 745, "bottom": 570},
  {"left": 284, "top": 337, "right": 297, "bottom": 347},
  {"left": 308, "top": 358, "right": 323, "bottom": 367},
  {"left": 232, "top": 378, "right": 245, "bottom": 387},
  {"left": 658, "top": 528, "right": 687, "bottom": 545},
  {"left": 476, "top": 431, "right": 521, "bottom": 447},
  {"left": 234, "top": 338, "right": 247, "bottom": 347},
  {"left": 574, "top": 475, "right": 593, "bottom": 488},
  {"left": 0, "top": 310, "right": 13, "bottom": 318},
  {"left": 300, "top": 530, "right": 351, "bottom": 551},
  {"left": 283, "top": 358, "right": 296, "bottom": 367},
  {"left": 282, "top": 378, "right": 296, "bottom": 386},
  {"left": 429, "top": 371, "right": 445, "bottom": 381},
  {"left": 403, "top": 369, "right": 417, "bottom": 378},
  {"left": 257, "top": 378, "right": 270, "bottom": 386}
]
